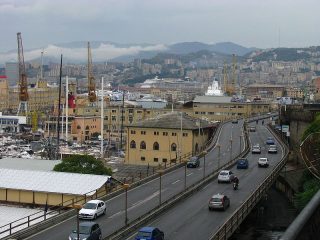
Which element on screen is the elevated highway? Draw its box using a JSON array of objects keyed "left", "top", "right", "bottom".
[
  {"left": 121, "top": 122, "right": 288, "bottom": 240},
  {"left": 25, "top": 120, "right": 245, "bottom": 240}
]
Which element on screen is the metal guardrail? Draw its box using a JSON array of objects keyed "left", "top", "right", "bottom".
[
  {"left": 208, "top": 124, "right": 289, "bottom": 240},
  {"left": 104, "top": 122, "right": 250, "bottom": 240}
]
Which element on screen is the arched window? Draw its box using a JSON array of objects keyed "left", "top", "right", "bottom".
[
  {"left": 140, "top": 141, "right": 146, "bottom": 149},
  {"left": 153, "top": 142, "right": 159, "bottom": 150},
  {"left": 130, "top": 140, "right": 136, "bottom": 148},
  {"left": 171, "top": 143, "right": 177, "bottom": 151},
  {"left": 77, "top": 125, "right": 81, "bottom": 129}
]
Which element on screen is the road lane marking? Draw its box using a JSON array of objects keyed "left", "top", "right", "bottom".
[
  {"left": 187, "top": 173, "right": 193, "bottom": 177},
  {"left": 172, "top": 180, "right": 180, "bottom": 185}
]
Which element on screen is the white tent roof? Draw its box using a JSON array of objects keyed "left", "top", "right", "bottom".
[{"left": 0, "top": 168, "right": 111, "bottom": 196}]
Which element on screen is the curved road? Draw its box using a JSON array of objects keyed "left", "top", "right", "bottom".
[
  {"left": 27, "top": 121, "right": 244, "bottom": 240},
  {"left": 126, "top": 121, "right": 284, "bottom": 240}
]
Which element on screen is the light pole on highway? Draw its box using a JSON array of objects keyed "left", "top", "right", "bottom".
[
  {"left": 73, "top": 204, "right": 82, "bottom": 240},
  {"left": 230, "top": 138, "right": 233, "bottom": 161},
  {"left": 158, "top": 170, "right": 164, "bottom": 206},
  {"left": 217, "top": 143, "right": 221, "bottom": 169},
  {"left": 202, "top": 150, "right": 207, "bottom": 179},
  {"left": 183, "top": 159, "right": 187, "bottom": 190},
  {"left": 239, "top": 134, "right": 243, "bottom": 155},
  {"left": 122, "top": 183, "right": 129, "bottom": 226}
]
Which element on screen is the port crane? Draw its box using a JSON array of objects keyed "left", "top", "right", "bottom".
[
  {"left": 87, "top": 42, "right": 97, "bottom": 102},
  {"left": 17, "top": 32, "right": 29, "bottom": 115}
]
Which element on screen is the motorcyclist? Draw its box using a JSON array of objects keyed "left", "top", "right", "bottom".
[{"left": 233, "top": 176, "right": 239, "bottom": 187}]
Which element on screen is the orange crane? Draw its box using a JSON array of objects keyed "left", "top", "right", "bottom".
[
  {"left": 87, "top": 42, "right": 97, "bottom": 102},
  {"left": 17, "top": 32, "right": 29, "bottom": 115}
]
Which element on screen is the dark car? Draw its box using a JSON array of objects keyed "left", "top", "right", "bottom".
[
  {"left": 232, "top": 119, "right": 238, "bottom": 124},
  {"left": 187, "top": 156, "right": 200, "bottom": 168},
  {"left": 208, "top": 193, "right": 230, "bottom": 211},
  {"left": 237, "top": 158, "right": 249, "bottom": 169},
  {"left": 135, "top": 227, "right": 164, "bottom": 240},
  {"left": 266, "top": 137, "right": 275, "bottom": 145},
  {"left": 69, "top": 222, "right": 102, "bottom": 240}
]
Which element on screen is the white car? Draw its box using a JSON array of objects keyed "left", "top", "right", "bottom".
[
  {"left": 268, "top": 145, "right": 278, "bottom": 154},
  {"left": 258, "top": 158, "right": 269, "bottom": 167},
  {"left": 79, "top": 200, "right": 106, "bottom": 220},
  {"left": 218, "top": 170, "right": 234, "bottom": 183},
  {"left": 251, "top": 144, "right": 261, "bottom": 154}
]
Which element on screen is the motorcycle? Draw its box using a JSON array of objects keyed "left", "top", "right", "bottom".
[{"left": 233, "top": 182, "right": 238, "bottom": 190}]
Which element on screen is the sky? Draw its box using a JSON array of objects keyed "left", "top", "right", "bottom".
[{"left": 0, "top": 0, "right": 319, "bottom": 55}]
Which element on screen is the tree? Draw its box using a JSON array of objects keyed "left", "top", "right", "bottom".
[{"left": 54, "top": 155, "right": 112, "bottom": 175}]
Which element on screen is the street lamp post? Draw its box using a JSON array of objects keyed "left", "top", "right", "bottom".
[
  {"left": 158, "top": 170, "right": 164, "bottom": 206},
  {"left": 230, "top": 138, "right": 233, "bottom": 161},
  {"left": 217, "top": 144, "right": 221, "bottom": 169},
  {"left": 183, "top": 160, "right": 187, "bottom": 190},
  {"left": 239, "top": 134, "right": 243, "bottom": 155},
  {"left": 202, "top": 150, "right": 207, "bottom": 179},
  {"left": 122, "top": 184, "right": 129, "bottom": 226},
  {"left": 73, "top": 204, "right": 82, "bottom": 240}
]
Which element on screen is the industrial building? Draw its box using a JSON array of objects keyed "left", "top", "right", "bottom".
[{"left": 0, "top": 169, "right": 111, "bottom": 206}]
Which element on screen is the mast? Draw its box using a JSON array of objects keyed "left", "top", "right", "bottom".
[
  {"left": 56, "top": 54, "right": 63, "bottom": 159},
  {"left": 100, "top": 77, "right": 104, "bottom": 159}
]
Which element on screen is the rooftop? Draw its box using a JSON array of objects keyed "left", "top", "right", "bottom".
[
  {"left": 0, "top": 158, "right": 60, "bottom": 171},
  {"left": 0, "top": 168, "right": 110, "bottom": 196},
  {"left": 193, "top": 95, "right": 233, "bottom": 103},
  {"left": 129, "top": 112, "right": 214, "bottom": 130}
]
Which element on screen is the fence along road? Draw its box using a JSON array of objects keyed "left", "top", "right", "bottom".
[
  {"left": 24, "top": 120, "right": 244, "bottom": 240},
  {"left": 123, "top": 121, "right": 286, "bottom": 240}
]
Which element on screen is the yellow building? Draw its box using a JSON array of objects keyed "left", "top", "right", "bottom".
[
  {"left": 190, "top": 95, "right": 270, "bottom": 121},
  {"left": 125, "top": 112, "right": 217, "bottom": 166},
  {"left": 0, "top": 77, "right": 9, "bottom": 110},
  {"left": 285, "top": 87, "right": 304, "bottom": 99},
  {"left": 0, "top": 168, "right": 110, "bottom": 206}
]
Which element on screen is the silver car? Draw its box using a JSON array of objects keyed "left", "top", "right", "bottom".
[{"left": 208, "top": 193, "right": 230, "bottom": 211}]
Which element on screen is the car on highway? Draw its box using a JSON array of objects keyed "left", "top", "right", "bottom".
[
  {"left": 268, "top": 145, "right": 278, "bottom": 154},
  {"left": 258, "top": 157, "right": 269, "bottom": 167},
  {"left": 237, "top": 158, "right": 249, "bottom": 169},
  {"left": 69, "top": 222, "right": 102, "bottom": 240},
  {"left": 218, "top": 170, "right": 234, "bottom": 183},
  {"left": 266, "top": 137, "right": 275, "bottom": 145},
  {"left": 249, "top": 126, "right": 256, "bottom": 132},
  {"left": 187, "top": 156, "right": 200, "bottom": 168},
  {"left": 135, "top": 227, "right": 164, "bottom": 240},
  {"left": 79, "top": 200, "right": 106, "bottom": 220},
  {"left": 251, "top": 144, "right": 261, "bottom": 154},
  {"left": 232, "top": 119, "right": 239, "bottom": 124},
  {"left": 208, "top": 193, "right": 230, "bottom": 211}
]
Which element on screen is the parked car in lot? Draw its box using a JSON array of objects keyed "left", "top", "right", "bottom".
[
  {"left": 237, "top": 158, "right": 249, "bottom": 169},
  {"left": 135, "top": 227, "right": 164, "bottom": 240},
  {"left": 218, "top": 170, "right": 234, "bottom": 183},
  {"left": 251, "top": 144, "right": 261, "bottom": 154},
  {"left": 232, "top": 119, "right": 239, "bottom": 124},
  {"left": 258, "top": 157, "right": 269, "bottom": 167},
  {"left": 249, "top": 126, "right": 256, "bottom": 132},
  {"left": 268, "top": 145, "right": 278, "bottom": 153},
  {"left": 187, "top": 156, "right": 200, "bottom": 168},
  {"left": 208, "top": 193, "right": 230, "bottom": 211},
  {"left": 266, "top": 137, "right": 275, "bottom": 145},
  {"left": 69, "top": 222, "right": 102, "bottom": 240},
  {"left": 79, "top": 200, "right": 106, "bottom": 220}
]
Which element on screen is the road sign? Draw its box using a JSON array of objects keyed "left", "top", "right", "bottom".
[{"left": 282, "top": 125, "right": 289, "bottom": 133}]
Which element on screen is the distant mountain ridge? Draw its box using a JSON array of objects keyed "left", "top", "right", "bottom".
[
  {"left": 167, "top": 41, "right": 257, "bottom": 56},
  {"left": 0, "top": 41, "right": 256, "bottom": 64}
]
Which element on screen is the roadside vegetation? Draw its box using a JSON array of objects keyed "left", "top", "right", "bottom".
[
  {"left": 294, "top": 170, "right": 320, "bottom": 211},
  {"left": 294, "top": 113, "right": 320, "bottom": 210},
  {"left": 53, "top": 154, "right": 112, "bottom": 175}
]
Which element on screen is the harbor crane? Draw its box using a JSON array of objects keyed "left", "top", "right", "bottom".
[
  {"left": 17, "top": 32, "right": 29, "bottom": 115},
  {"left": 87, "top": 42, "right": 97, "bottom": 102}
]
